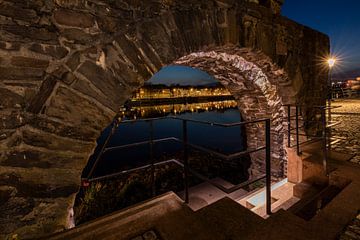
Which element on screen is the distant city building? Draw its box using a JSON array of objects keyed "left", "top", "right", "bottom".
[
  {"left": 133, "top": 85, "right": 232, "bottom": 100},
  {"left": 346, "top": 77, "right": 360, "bottom": 90}
]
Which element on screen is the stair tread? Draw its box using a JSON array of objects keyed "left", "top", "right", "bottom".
[{"left": 196, "top": 198, "right": 264, "bottom": 239}]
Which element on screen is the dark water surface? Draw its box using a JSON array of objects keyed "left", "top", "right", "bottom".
[{"left": 82, "top": 103, "right": 246, "bottom": 178}]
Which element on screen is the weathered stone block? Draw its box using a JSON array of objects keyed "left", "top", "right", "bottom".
[
  {"left": 0, "top": 111, "right": 25, "bottom": 129},
  {"left": 29, "top": 44, "right": 69, "bottom": 59},
  {"left": 2, "top": 149, "right": 87, "bottom": 170},
  {"left": 77, "top": 60, "right": 130, "bottom": 107},
  {"left": 22, "top": 128, "right": 94, "bottom": 153},
  {"left": 0, "top": 67, "right": 44, "bottom": 80},
  {"left": 66, "top": 52, "right": 81, "bottom": 71},
  {"left": 11, "top": 57, "right": 49, "bottom": 69},
  {"left": 46, "top": 86, "right": 114, "bottom": 130},
  {"left": 54, "top": 9, "right": 94, "bottom": 28},
  {"left": 61, "top": 28, "right": 94, "bottom": 44},
  {"left": 0, "top": 88, "right": 24, "bottom": 108},
  {"left": 72, "top": 78, "right": 117, "bottom": 110},
  {"left": 0, "top": 2, "right": 39, "bottom": 22},
  {"left": 28, "top": 115, "right": 98, "bottom": 141},
  {"left": 27, "top": 76, "right": 57, "bottom": 114},
  {"left": 2, "top": 25, "right": 58, "bottom": 43},
  {"left": 0, "top": 41, "right": 21, "bottom": 51}
]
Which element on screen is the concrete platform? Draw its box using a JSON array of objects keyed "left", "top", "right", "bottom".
[
  {"left": 177, "top": 178, "right": 248, "bottom": 211},
  {"left": 238, "top": 178, "right": 300, "bottom": 218}
]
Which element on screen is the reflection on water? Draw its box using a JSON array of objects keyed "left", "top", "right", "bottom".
[
  {"left": 123, "top": 100, "right": 238, "bottom": 119},
  {"left": 83, "top": 99, "right": 245, "bottom": 178}
]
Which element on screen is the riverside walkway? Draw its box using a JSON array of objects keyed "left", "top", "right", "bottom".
[
  {"left": 331, "top": 99, "right": 360, "bottom": 239},
  {"left": 332, "top": 99, "right": 360, "bottom": 164}
]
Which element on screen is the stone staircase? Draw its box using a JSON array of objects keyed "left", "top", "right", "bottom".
[{"left": 46, "top": 140, "right": 360, "bottom": 240}]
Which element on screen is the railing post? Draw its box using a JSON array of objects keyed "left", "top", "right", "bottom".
[
  {"left": 287, "top": 105, "right": 291, "bottom": 148},
  {"left": 182, "top": 120, "right": 189, "bottom": 204},
  {"left": 265, "top": 119, "right": 272, "bottom": 216},
  {"left": 295, "top": 106, "right": 300, "bottom": 155},
  {"left": 321, "top": 109, "right": 328, "bottom": 175},
  {"left": 87, "top": 115, "right": 121, "bottom": 179},
  {"left": 149, "top": 120, "right": 155, "bottom": 197}
]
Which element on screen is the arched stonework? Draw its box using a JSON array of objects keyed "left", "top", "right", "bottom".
[
  {"left": 175, "top": 46, "right": 287, "bottom": 177},
  {"left": 0, "top": 0, "right": 329, "bottom": 238}
]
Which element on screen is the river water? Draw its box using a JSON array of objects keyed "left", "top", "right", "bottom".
[{"left": 82, "top": 100, "right": 246, "bottom": 178}]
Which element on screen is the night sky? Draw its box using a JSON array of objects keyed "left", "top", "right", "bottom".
[
  {"left": 152, "top": 1, "right": 360, "bottom": 84},
  {"left": 282, "top": 0, "right": 360, "bottom": 73}
]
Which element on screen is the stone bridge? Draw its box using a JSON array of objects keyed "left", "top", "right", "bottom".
[{"left": 0, "top": 0, "right": 329, "bottom": 238}]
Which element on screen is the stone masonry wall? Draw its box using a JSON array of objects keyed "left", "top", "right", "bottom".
[{"left": 0, "top": 0, "right": 329, "bottom": 238}]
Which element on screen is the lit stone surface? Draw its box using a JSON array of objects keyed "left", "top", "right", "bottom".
[
  {"left": 331, "top": 99, "right": 360, "bottom": 164},
  {"left": 0, "top": 0, "right": 329, "bottom": 238},
  {"left": 175, "top": 47, "right": 288, "bottom": 177}
]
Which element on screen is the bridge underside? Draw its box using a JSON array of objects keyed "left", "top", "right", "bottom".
[{"left": 0, "top": 0, "right": 329, "bottom": 238}]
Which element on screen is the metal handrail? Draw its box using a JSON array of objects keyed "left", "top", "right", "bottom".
[
  {"left": 119, "top": 115, "right": 269, "bottom": 127},
  {"left": 83, "top": 116, "right": 272, "bottom": 215},
  {"left": 285, "top": 103, "right": 341, "bottom": 175}
]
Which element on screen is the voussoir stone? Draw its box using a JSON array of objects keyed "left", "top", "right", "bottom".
[
  {"left": 11, "top": 56, "right": 49, "bottom": 69},
  {"left": 54, "top": 9, "right": 94, "bottom": 28},
  {"left": 0, "top": 88, "right": 24, "bottom": 108},
  {"left": 0, "top": 67, "right": 44, "bottom": 80},
  {"left": 29, "top": 44, "right": 69, "bottom": 59}
]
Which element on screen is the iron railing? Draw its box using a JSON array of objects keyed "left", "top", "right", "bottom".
[
  {"left": 284, "top": 104, "right": 342, "bottom": 175},
  {"left": 82, "top": 115, "right": 273, "bottom": 215}
]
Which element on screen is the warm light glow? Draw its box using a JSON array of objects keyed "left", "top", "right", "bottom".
[{"left": 327, "top": 58, "right": 336, "bottom": 68}]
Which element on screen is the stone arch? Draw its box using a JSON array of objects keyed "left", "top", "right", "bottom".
[
  {"left": 0, "top": 0, "right": 329, "bottom": 238},
  {"left": 174, "top": 46, "right": 287, "bottom": 177}
]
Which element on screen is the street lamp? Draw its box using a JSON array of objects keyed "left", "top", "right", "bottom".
[
  {"left": 327, "top": 58, "right": 336, "bottom": 68},
  {"left": 327, "top": 57, "right": 336, "bottom": 102},
  {"left": 326, "top": 56, "right": 336, "bottom": 156}
]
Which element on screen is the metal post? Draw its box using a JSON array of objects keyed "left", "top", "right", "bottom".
[
  {"left": 182, "top": 120, "right": 189, "bottom": 204},
  {"left": 295, "top": 106, "right": 300, "bottom": 155},
  {"left": 265, "top": 119, "right": 272, "bottom": 216},
  {"left": 321, "top": 109, "right": 328, "bottom": 175},
  {"left": 149, "top": 120, "right": 155, "bottom": 197},
  {"left": 328, "top": 67, "right": 332, "bottom": 150},
  {"left": 287, "top": 105, "right": 291, "bottom": 148},
  {"left": 87, "top": 115, "right": 121, "bottom": 179}
]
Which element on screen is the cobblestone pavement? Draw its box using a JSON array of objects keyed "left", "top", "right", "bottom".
[
  {"left": 331, "top": 99, "right": 360, "bottom": 239},
  {"left": 338, "top": 212, "right": 360, "bottom": 240},
  {"left": 330, "top": 99, "right": 360, "bottom": 164},
  {"left": 131, "top": 230, "right": 160, "bottom": 240}
]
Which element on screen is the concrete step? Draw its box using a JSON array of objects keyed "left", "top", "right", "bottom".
[
  {"left": 195, "top": 197, "right": 264, "bottom": 240},
  {"left": 46, "top": 192, "right": 221, "bottom": 240},
  {"left": 177, "top": 178, "right": 248, "bottom": 211},
  {"left": 293, "top": 181, "right": 321, "bottom": 199},
  {"left": 237, "top": 179, "right": 299, "bottom": 218}
]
